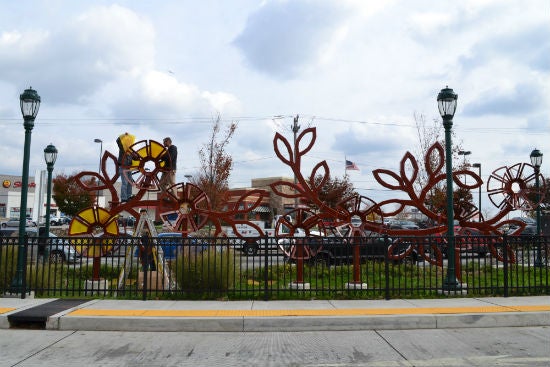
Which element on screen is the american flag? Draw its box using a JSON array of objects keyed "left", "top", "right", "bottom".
[{"left": 345, "top": 160, "right": 359, "bottom": 171}]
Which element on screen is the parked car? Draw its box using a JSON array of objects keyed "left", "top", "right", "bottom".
[
  {"left": 238, "top": 236, "right": 280, "bottom": 256},
  {"left": 519, "top": 225, "right": 537, "bottom": 237},
  {"left": 50, "top": 216, "right": 71, "bottom": 226},
  {"left": 441, "top": 227, "right": 491, "bottom": 257},
  {"left": 509, "top": 217, "right": 536, "bottom": 228},
  {"left": 389, "top": 220, "right": 419, "bottom": 230},
  {"left": 118, "top": 216, "right": 136, "bottom": 227},
  {"left": 8, "top": 227, "right": 80, "bottom": 263},
  {"left": 1, "top": 217, "right": 36, "bottom": 228},
  {"left": 281, "top": 227, "right": 419, "bottom": 266}
]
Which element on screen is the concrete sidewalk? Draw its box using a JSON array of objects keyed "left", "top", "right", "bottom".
[{"left": 1, "top": 296, "right": 549, "bottom": 332}]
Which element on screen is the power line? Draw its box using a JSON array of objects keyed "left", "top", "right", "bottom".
[{"left": 1, "top": 114, "right": 547, "bottom": 135}]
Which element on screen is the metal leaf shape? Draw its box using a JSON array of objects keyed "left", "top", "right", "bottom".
[
  {"left": 425, "top": 142, "right": 445, "bottom": 177},
  {"left": 400, "top": 151, "right": 418, "bottom": 187},
  {"left": 73, "top": 172, "right": 110, "bottom": 191},
  {"left": 309, "top": 161, "right": 329, "bottom": 191},
  {"left": 232, "top": 189, "right": 268, "bottom": 214},
  {"left": 373, "top": 169, "right": 405, "bottom": 190},
  {"left": 273, "top": 132, "right": 294, "bottom": 167},
  {"left": 296, "top": 127, "right": 316, "bottom": 158},
  {"left": 270, "top": 180, "right": 304, "bottom": 198},
  {"left": 452, "top": 170, "right": 482, "bottom": 190}
]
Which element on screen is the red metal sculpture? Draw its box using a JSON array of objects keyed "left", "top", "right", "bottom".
[
  {"left": 269, "top": 127, "right": 545, "bottom": 280},
  {"left": 68, "top": 128, "right": 545, "bottom": 283}
]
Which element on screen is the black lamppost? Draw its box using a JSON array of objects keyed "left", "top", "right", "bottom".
[
  {"left": 43, "top": 144, "right": 58, "bottom": 258},
  {"left": 472, "top": 163, "right": 482, "bottom": 221},
  {"left": 10, "top": 87, "right": 41, "bottom": 296},
  {"left": 292, "top": 115, "right": 300, "bottom": 209},
  {"left": 530, "top": 148, "right": 543, "bottom": 266},
  {"left": 437, "top": 86, "right": 462, "bottom": 292}
]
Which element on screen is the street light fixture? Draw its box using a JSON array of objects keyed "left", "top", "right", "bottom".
[
  {"left": 43, "top": 144, "right": 58, "bottom": 258},
  {"left": 472, "top": 163, "right": 481, "bottom": 221},
  {"left": 458, "top": 150, "right": 471, "bottom": 166},
  {"left": 437, "top": 86, "right": 462, "bottom": 293},
  {"left": 530, "top": 148, "right": 543, "bottom": 267},
  {"left": 94, "top": 138, "right": 103, "bottom": 205},
  {"left": 458, "top": 151, "right": 471, "bottom": 184},
  {"left": 10, "top": 87, "right": 41, "bottom": 296}
]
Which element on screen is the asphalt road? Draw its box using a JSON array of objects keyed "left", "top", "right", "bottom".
[{"left": 1, "top": 326, "right": 549, "bottom": 366}]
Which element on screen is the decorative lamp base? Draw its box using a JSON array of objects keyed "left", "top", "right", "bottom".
[
  {"left": 345, "top": 282, "right": 368, "bottom": 290},
  {"left": 288, "top": 282, "right": 311, "bottom": 290}
]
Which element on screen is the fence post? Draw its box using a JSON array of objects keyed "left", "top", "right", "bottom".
[
  {"left": 263, "top": 233, "right": 269, "bottom": 301},
  {"left": 141, "top": 234, "right": 149, "bottom": 301},
  {"left": 503, "top": 234, "right": 508, "bottom": 297},
  {"left": 295, "top": 238, "right": 304, "bottom": 284},
  {"left": 21, "top": 234, "right": 29, "bottom": 299},
  {"left": 384, "top": 234, "right": 390, "bottom": 300},
  {"left": 352, "top": 235, "right": 361, "bottom": 283}
]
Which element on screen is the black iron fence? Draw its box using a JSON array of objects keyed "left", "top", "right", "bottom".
[{"left": 1, "top": 233, "right": 548, "bottom": 300}]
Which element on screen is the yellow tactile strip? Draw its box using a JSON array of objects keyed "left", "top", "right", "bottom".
[
  {"left": 0, "top": 308, "right": 16, "bottom": 315},
  {"left": 67, "top": 305, "right": 550, "bottom": 318}
]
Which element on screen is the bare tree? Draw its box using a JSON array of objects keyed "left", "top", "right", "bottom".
[
  {"left": 413, "top": 112, "right": 444, "bottom": 192},
  {"left": 412, "top": 112, "right": 474, "bottom": 218},
  {"left": 196, "top": 114, "right": 238, "bottom": 211}
]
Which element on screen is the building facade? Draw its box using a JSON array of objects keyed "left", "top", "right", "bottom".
[{"left": 1, "top": 172, "right": 298, "bottom": 227}]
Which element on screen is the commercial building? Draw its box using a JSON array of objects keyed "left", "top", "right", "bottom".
[
  {"left": 1, "top": 172, "right": 46, "bottom": 222},
  {"left": 0, "top": 173, "right": 296, "bottom": 227}
]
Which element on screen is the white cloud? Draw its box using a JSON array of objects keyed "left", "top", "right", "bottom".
[
  {"left": 408, "top": 12, "right": 451, "bottom": 35},
  {"left": 0, "top": 0, "right": 547, "bottom": 216},
  {"left": 234, "top": 0, "right": 351, "bottom": 79}
]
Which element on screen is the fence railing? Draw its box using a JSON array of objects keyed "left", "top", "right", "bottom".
[{"left": 1, "top": 233, "right": 548, "bottom": 300}]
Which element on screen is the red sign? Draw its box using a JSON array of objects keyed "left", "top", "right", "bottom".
[{"left": 12, "top": 181, "right": 36, "bottom": 188}]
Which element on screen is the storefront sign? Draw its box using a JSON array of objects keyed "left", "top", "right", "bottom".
[{"left": 2, "top": 180, "right": 36, "bottom": 189}]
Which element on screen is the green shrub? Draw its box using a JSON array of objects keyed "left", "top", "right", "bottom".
[
  {"left": 65, "top": 263, "right": 121, "bottom": 281},
  {"left": 26, "top": 263, "right": 67, "bottom": 297},
  {"left": 173, "top": 247, "right": 236, "bottom": 295},
  {"left": 0, "top": 244, "right": 17, "bottom": 291}
]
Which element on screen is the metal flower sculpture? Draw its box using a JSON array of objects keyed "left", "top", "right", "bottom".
[
  {"left": 125, "top": 139, "right": 170, "bottom": 192},
  {"left": 487, "top": 163, "right": 546, "bottom": 212},
  {"left": 67, "top": 127, "right": 544, "bottom": 284},
  {"left": 69, "top": 139, "right": 272, "bottom": 249},
  {"left": 268, "top": 127, "right": 548, "bottom": 271},
  {"left": 276, "top": 208, "right": 326, "bottom": 260}
]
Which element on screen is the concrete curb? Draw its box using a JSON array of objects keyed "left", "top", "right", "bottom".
[
  {"left": 2, "top": 296, "right": 549, "bottom": 332},
  {"left": 53, "top": 311, "right": 550, "bottom": 332}
]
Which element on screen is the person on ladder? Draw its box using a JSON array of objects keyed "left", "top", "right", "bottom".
[
  {"left": 116, "top": 132, "right": 136, "bottom": 203},
  {"left": 138, "top": 232, "right": 157, "bottom": 271},
  {"left": 159, "top": 136, "right": 177, "bottom": 197}
]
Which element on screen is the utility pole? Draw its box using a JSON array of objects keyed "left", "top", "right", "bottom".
[{"left": 292, "top": 115, "right": 300, "bottom": 210}]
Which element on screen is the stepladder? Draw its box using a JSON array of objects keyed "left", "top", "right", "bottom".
[{"left": 116, "top": 210, "right": 174, "bottom": 294}]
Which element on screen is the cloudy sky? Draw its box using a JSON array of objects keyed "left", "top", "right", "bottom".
[{"left": 0, "top": 0, "right": 548, "bottom": 216}]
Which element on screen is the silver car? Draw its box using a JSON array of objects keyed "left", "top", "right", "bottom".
[
  {"left": 1, "top": 217, "right": 36, "bottom": 228},
  {"left": 8, "top": 228, "right": 79, "bottom": 264}
]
